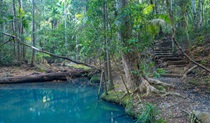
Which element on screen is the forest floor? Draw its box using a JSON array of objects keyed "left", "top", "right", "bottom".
[
  {"left": 153, "top": 77, "right": 209, "bottom": 122},
  {"left": 113, "top": 75, "right": 210, "bottom": 123},
  {"left": 156, "top": 77, "right": 210, "bottom": 123},
  {"left": 0, "top": 65, "right": 41, "bottom": 77}
]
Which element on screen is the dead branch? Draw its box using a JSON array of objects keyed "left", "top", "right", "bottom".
[
  {"left": 0, "top": 37, "right": 13, "bottom": 47},
  {"left": 182, "top": 65, "right": 198, "bottom": 79},
  {"left": 2, "top": 32, "right": 96, "bottom": 69},
  {"left": 161, "top": 92, "right": 186, "bottom": 98}
]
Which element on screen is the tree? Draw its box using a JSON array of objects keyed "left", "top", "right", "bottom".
[
  {"left": 31, "top": 0, "right": 36, "bottom": 66},
  {"left": 18, "top": 0, "right": 25, "bottom": 60},
  {"left": 192, "top": 0, "right": 197, "bottom": 30},
  {"left": 103, "top": 0, "right": 114, "bottom": 91},
  {"left": 13, "top": 0, "right": 18, "bottom": 62},
  {"left": 117, "top": 0, "right": 139, "bottom": 89}
]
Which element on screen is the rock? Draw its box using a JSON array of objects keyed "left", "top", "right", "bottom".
[{"left": 194, "top": 111, "right": 210, "bottom": 123}]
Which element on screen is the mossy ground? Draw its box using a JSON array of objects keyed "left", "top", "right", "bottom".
[
  {"left": 101, "top": 90, "right": 140, "bottom": 118},
  {"left": 101, "top": 90, "right": 168, "bottom": 123},
  {"left": 68, "top": 64, "right": 91, "bottom": 70}
]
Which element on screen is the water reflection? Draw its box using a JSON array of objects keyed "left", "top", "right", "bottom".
[{"left": 0, "top": 79, "right": 135, "bottom": 123}]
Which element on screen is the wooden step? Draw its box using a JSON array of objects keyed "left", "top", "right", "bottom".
[
  {"left": 154, "top": 52, "right": 173, "bottom": 55},
  {"left": 154, "top": 51, "right": 172, "bottom": 53},
  {"left": 161, "top": 74, "right": 182, "bottom": 78},
  {"left": 174, "top": 64, "right": 188, "bottom": 67},
  {"left": 154, "top": 41, "right": 172, "bottom": 45},
  {"left": 155, "top": 54, "right": 174, "bottom": 57},
  {"left": 154, "top": 47, "right": 172, "bottom": 51},
  {"left": 161, "top": 57, "right": 183, "bottom": 61},
  {"left": 167, "top": 61, "right": 189, "bottom": 65}
]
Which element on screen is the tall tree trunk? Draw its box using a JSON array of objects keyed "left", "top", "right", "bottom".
[
  {"left": 197, "top": 0, "right": 202, "bottom": 28},
  {"left": 105, "top": 1, "right": 114, "bottom": 91},
  {"left": 64, "top": 1, "right": 67, "bottom": 45},
  {"left": 192, "top": 0, "right": 197, "bottom": 31},
  {"left": 0, "top": 0, "right": 2, "bottom": 58},
  {"left": 103, "top": 0, "right": 114, "bottom": 91},
  {"left": 117, "top": 0, "right": 140, "bottom": 89},
  {"left": 13, "top": 0, "right": 18, "bottom": 63},
  {"left": 31, "top": 0, "right": 35, "bottom": 66},
  {"left": 75, "top": 35, "right": 79, "bottom": 62},
  {"left": 18, "top": 0, "right": 25, "bottom": 60}
]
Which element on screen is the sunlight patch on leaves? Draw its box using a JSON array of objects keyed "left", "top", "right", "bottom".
[{"left": 143, "top": 4, "right": 154, "bottom": 15}]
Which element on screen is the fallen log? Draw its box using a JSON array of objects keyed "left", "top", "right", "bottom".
[{"left": 0, "top": 70, "right": 92, "bottom": 84}]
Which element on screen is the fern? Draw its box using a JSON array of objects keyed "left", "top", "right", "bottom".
[
  {"left": 190, "top": 112, "right": 202, "bottom": 123},
  {"left": 137, "top": 103, "right": 156, "bottom": 123},
  {"left": 137, "top": 103, "right": 167, "bottom": 123}
]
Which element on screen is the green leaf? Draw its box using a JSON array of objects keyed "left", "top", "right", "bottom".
[
  {"left": 143, "top": 4, "right": 154, "bottom": 15},
  {"left": 25, "top": 37, "right": 31, "bottom": 42},
  {"left": 155, "top": 14, "right": 171, "bottom": 24},
  {"left": 75, "top": 13, "right": 84, "bottom": 19},
  {"left": 19, "top": 8, "right": 25, "bottom": 18}
]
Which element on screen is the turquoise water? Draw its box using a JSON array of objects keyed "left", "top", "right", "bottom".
[{"left": 0, "top": 79, "right": 135, "bottom": 123}]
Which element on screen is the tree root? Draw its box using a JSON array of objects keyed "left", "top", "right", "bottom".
[
  {"left": 139, "top": 77, "right": 181, "bottom": 97},
  {"left": 147, "top": 77, "right": 175, "bottom": 88},
  {"left": 120, "top": 77, "right": 180, "bottom": 98},
  {"left": 161, "top": 92, "right": 186, "bottom": 98},
  {"left": 139, "top": 79, "right": 160, "bottom": 96}
]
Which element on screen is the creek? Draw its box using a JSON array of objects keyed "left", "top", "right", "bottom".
[{"left": 0, "top": 78, "right": 135, "bottom": 123}]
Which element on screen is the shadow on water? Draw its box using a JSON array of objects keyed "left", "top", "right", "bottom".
[{"left": 0, "top": 78, "right": 135, "bottom": 123}]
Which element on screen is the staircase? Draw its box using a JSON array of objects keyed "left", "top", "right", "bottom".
[{"left": 154, "top": 39, "right": 189, "bottom": 77}]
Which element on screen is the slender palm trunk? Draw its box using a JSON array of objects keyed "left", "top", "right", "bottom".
[
  {"left": 13, "top": 0, "right": 18, "bottom": 62},
  {"left": 18, "top": 0, "right": 25, "bottom": 60},
  {"left": 197, "top": 0, "right": 202, "bottom": 28},
  {"left": 76, "top": 35, "right": 79, "bottom": 62},
  {"left": 192, "top": 0, "right": 197, "bottom": 30},
  {"left": 64, "top": 1, "right": 67, "bottom": 45},
  {"left": 31, "top": 0, "right": 35, "bottom": 66},
  {"left": 105, "top": 0, "right": 114, "bottom": 90}
]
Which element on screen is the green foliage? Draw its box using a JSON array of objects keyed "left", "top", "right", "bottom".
[
  {"left": 36, "top": 53, "right": 51, "bottom": 63},
  {"left": 200, "top": 60, "right": 207, "bottom": 65},
  {"left": 143, "top": 4, "right": 154, "bottom": 15},
  {"left": 153, "top": 68, "right": 166, "bottom": 78},
  {"left": 189, "top": 112, "right": 202, "bottom": 123},
  {"left": 137, "top": 103, "right": 167, "bottom": 123},
  {"left": 101, "top": 91, "right": 138, "bottom": 117},
  {"left": 195, "top": 35, "right": 205, "bottom": 46},
  {"left": 101, "top": 90, "right": 124, "bottom": 103},
  {"left": 89, "top": 74, "right": 100, "bottom": 83},
  {"left": 0, "top": 47, "right": 16, "bottom": 65}
]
